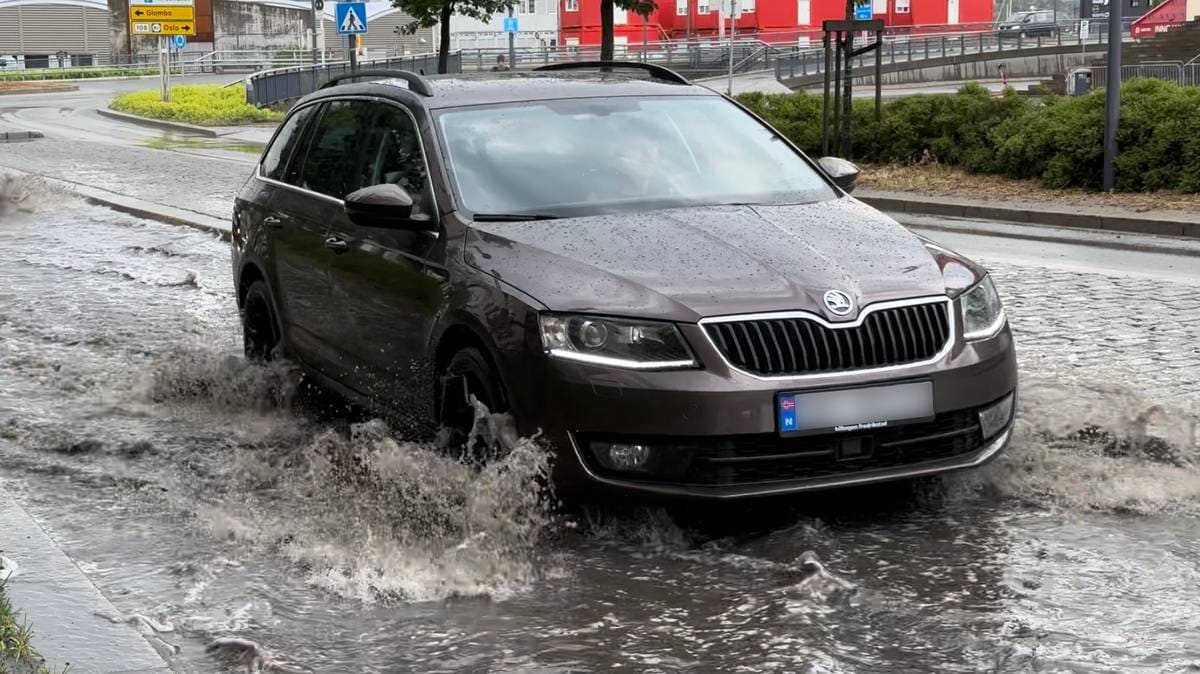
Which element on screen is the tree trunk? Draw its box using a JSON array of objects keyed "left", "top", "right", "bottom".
[
  {"left": 845, "top": 0, "right": 854, "bottom": 19},
  {"left": 601, "top": 0, "right": 614, "bottom": 61},
  {"left": 439, "top": 3, "right": 453, "bottom": 74}
]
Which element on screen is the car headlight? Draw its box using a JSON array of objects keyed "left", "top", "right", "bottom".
[
  {"left": 961, "top": 276, "right": 1006, "bottom": 340},
  {"left": 539, "top": 314, "right": 697, "bottom": 370}
]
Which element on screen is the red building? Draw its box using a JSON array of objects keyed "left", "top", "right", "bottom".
[{"left": 559, "top": 0, "right": 994, "bottom": 46}]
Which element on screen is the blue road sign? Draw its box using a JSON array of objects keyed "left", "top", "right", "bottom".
[
  {"left": 503, "top": 16, "right": 518, "bottom": 33},
  {"left": 172, "top": 35, "right": 187, "bottom": 49},
  {"left": 336, "top": 2, "right": 368, "bottom": 35},
  {"left": 854, "top": 2, "right": 872, "bottom": 19}
]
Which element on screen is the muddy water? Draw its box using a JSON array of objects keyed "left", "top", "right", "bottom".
[{"left": 1, "top": 176, "right": 1199, "bottom": 673}]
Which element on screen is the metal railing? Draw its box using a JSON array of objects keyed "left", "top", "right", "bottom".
[
  {"left": 456, "top": 38, "right": 774, "bottom": 75},
  {"left": 245, "top": 52, "right": 456, "bottom": 107},
  {"left": 1088, "top": 61, "right": 1200, "bottom": 87},
  {"left": 775, "top": 20, "right": 1133, "bottom": 81}
]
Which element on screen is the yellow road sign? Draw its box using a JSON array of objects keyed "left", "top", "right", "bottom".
[
  {"left": 130, "top": 20, "right": 196, "bottom": 35},
  {"left": 130, "top": 5, "right": 194, "bottom": 20}
]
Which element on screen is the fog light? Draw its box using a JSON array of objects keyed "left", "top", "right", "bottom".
[
  {"left": 979, "top": 393, "right": 1015, "bottom": 440},
  {"left": 591, "top": 441, "right": 652, "bottom": 471}
]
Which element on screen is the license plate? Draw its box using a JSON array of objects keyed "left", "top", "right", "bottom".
[{"left": 776, "top": 381, "right": 934, "bottom": 437}]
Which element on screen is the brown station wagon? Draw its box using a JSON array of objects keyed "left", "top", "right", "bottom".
[{"left": 231, "top": 63, "right": 1017, "bottom": 499}]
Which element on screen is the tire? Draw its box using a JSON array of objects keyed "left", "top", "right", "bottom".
[
  {"left": 438, "top": 347, "right": 508, "bottom": 458},
  {"left": 242, "top": 280, "right": 281, "bottom": 362}
]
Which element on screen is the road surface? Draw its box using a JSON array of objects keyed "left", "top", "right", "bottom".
[{"left": 0, "top": 86, "right": 1198, "bottom": 673}]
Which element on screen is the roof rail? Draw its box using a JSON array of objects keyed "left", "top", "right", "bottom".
[
  {"left": 534, "top": 61, "right": 690, "bottom": 85},
  {"left": 319, "top": 69, "right": 435, "bottom": 97}
]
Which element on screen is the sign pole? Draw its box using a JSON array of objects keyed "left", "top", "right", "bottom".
[
  {"left": 727, "top": 0, "right": 737, "bottom": 95},
  {"left": 349, "top": 34, "right": 357, "bottom": 71},
  {"left": 507, "top": 6, "right": 516, "bottom": 70},
  {"left": 159, "top": 36, "right": 171, "bottom": 102},
  {"left": 1101, "top": 0, "right": 1122, "bottom": 191}
]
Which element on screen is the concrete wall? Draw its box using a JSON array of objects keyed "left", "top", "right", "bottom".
[
  {"left": 214, "top": 0, "right": 312, "bottom": 51},
  {"left": 854, "top": 51, "right": 1095, "bottom": 85}
]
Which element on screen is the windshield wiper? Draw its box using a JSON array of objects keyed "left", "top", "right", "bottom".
[{"left": 471, "top": 213, "right": 562, "bottom": 222}]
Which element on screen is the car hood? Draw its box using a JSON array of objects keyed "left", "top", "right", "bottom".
[{"left": 463, "top": 199, "right": 949, "bottom": 322}]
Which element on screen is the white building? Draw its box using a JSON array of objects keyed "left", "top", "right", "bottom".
[{"left": 447, "top": 0, "right": 559, "bottom": 51}]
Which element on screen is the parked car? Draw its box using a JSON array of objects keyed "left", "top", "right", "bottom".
[
  {"left": 998, "top": 10, "right": 1062, "bottom": 38},
  {"left": 231, "top": 63, "right": 1018, "bottom": 500}
]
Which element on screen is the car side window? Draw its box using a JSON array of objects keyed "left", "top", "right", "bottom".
[
  {"left": 261, "top": 104, "right": 316, "bottom": 182},
  {"left": 359, "top": 103, "right": 434, "bottom": 218},
  {"left": 297, "top": 100, "right": 376, "bottom": 200}
]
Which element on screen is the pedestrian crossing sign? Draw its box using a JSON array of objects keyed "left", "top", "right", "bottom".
[{"left": 336, "top": 2, "right": 367, "bottom": 35}]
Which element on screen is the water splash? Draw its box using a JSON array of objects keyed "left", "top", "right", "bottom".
[{"left": 948, "top": 376, "right": 1200, "bottom": 515}]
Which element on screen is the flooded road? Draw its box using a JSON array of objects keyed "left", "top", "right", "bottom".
[{"left": 1, "top": 178, "right": 1199, "bottom": 672}]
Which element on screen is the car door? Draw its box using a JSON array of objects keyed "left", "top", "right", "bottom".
[
  {"left": 324, "top": 100, "right": 445, "bottom": 412},
  {"left": 271, "top": 99, "right": 379, "bottom": 380},
  {"left": 249, "top": 103, "right": 325, "bottom": 362}
]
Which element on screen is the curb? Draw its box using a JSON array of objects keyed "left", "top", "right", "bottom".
[
  {"left": 97, "top": 107, "right": 221, "bottom": 138},
  {"left": 857, "top": 191, "right": 1200, "bottom": 240},
  {"left": 0, "top": 130, "right": 44, "bottom": 142},
  {"left": 1, "top": 165, "right": 231, "bottom": 239},
  {"left": 0, "top": 482, "right": 172, "bottom": 673},
  {"left": 0, "top": 84, "right": 78, "bottom": 95}
]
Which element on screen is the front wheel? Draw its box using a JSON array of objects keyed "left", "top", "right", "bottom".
[
  {"left": 438, "top": 347, "right": 509, "bottom": 461},
  {"left": 242, "top": 280, "right": 281, "bottom": 362}
]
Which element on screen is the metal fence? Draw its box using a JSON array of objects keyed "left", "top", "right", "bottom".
[
  {"left": 456, "top": 39, "right": 776, "bottom": 76},
  {"left": 1088, "top": 61, "right": 1200, "bottom": 87},
  {"left": 775, "top": 20, "right": 1130, "bottom": 81},
  {"left": 245, "top": 52, "right": 457, "bottom": 108}
]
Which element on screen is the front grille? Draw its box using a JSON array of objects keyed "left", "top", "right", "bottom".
[
  {"left": 703, "top": 300, "right": 951, "bottom": 376},
  {"left": 580, "top": 409, "right": 984, "bottom": 487}
]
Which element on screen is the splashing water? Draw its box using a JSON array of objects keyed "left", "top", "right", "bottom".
[{"left": 948, "top": 375, "right": 1200, "bottom": 515}]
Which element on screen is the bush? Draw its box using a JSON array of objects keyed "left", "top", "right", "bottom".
[
  {"left": 0, "top": 67, "right": 156, "bottom": 81},
  {"left": 109, "top": 84, "right": 283, "bottom": 126},
  {"left": 736, "top": 79, "right": 1200, "bottom": 193}
]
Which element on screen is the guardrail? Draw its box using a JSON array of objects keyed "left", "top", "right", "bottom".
[
  {"left": 775, "top": 20, "right": 1131, "bottom": 81},
  {"left": 245, "top": 52, "right": 456, "bottom": 108}
]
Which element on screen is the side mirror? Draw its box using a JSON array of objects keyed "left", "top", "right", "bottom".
[
  {"left": 343, "top": 183, "right": 431, "bottom": 230},
  {"left": 818, "top": 156, "right": 860, "bottom": 193}
]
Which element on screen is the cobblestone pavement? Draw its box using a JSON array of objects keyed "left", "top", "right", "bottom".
[{"left": 985, "top": 259, "right": 1200, "bottom": 405}]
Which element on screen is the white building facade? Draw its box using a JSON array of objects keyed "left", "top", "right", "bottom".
[{"left": 447, "top": 0, "right": 559, "bottom": 51}]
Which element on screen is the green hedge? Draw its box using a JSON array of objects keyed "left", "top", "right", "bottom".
[
  {"left": 0, "top": 67, "right": 156, "bottom": 81},
  {"left": 736, "top": 79, "right": 1200, "bottom": 192},
  {"left": 109, "top": 84, "right": 283, "bottom": 126}
]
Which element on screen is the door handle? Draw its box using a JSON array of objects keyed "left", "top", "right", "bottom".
[
  {"left": 324, "top": 237, "right": 350, "bottom": 253},
  {"left": 263, "top": 216, "right": 283, "bottom": 228}
]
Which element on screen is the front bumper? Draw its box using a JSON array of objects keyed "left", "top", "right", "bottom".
[{"left": 509, "top": 319, "right": 1018, "bottom": 500}]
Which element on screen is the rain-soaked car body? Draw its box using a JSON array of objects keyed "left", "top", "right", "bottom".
[{"left": 232, "top": 63, "right": 1017, "bottom": 500}]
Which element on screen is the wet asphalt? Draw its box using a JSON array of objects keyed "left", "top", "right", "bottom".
[{"left": 1, "top": 169, "right": 1199, "bottom": 673}]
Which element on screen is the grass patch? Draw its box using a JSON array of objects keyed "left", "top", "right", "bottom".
[
  {"left": 1, "top": 580, "right": 40, "bottom": 674},
  {"left": 110, "top": 84, "right": 283, "bottom": 126},
  {"left": 0, "top": 68, "right": 156, "bottom": 82}
]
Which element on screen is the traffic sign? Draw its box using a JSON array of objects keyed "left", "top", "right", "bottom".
[
  {"left": 503, "top": 16, "right": 518, "bottom": 32},
  {"left": 173, "top": 34, "right": 187, "bottom": 49},
  {"left": 131, "top": 5, "right": 193, "bottom": 20},
  {"left": 131, "top": 20, "right": 195, "bottom": 35},
  {"left": 854, "top": 2, "right": 872, "bottom": 20},
  {"left": 1079, "top": 19, "right": 1090, "bottom": 40},
  {"left": 336, "top": 2, "right": 367, "bottom": 35}
]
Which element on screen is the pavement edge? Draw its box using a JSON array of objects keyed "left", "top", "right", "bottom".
[
  {"left": 96, "top": 107, "right": 221, "bottom": 138},
  {"left": 858, "top": 191, "right": 1199, "bottom": 240},
  {"left": 0, "top": 482, "right": 172, "bottom": 673}
]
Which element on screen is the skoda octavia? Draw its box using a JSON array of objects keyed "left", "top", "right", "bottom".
[{"left": 232, "top": 63, "right": 1017, "bottom": 499}]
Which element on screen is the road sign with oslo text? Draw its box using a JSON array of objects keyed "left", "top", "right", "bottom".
[
  {"left": 336, "top": 2, "right": 368, "bottom": 35},
  {"left": 130, "top": 0, "right": 195, "bottom": 35},
  {"left": 131, "top": 20, "right": 195, "bottom": 35}
]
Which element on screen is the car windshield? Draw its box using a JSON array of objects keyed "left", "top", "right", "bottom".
[{"left": 435, "top": 95, "right": 837, "bottom": 218}]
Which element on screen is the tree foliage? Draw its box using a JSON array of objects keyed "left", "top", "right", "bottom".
[{"left": 392, "top": 0, "right": 516, "bottom": 73}]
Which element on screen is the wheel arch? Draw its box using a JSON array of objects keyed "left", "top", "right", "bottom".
[{"left": 237, "top": 262, "right": 268, "bottom": 308}]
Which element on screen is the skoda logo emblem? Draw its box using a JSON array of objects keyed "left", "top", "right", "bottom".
[{"left": 823, "top": 290, "right": 854, "bottom": 316}]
